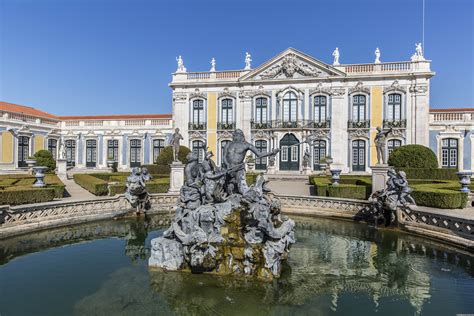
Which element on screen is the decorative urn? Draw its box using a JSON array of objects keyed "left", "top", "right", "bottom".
[
  {"left": 32, "top": 166, "right": 48, "bottom": 187},
  {"left": 456, "top": 171, "right": 473, "bottom": 193}
]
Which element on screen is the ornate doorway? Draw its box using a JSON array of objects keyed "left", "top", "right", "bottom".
[
  {"left": 279, "top": 133, "right": 299, "bottom": 171},
  {"left": 18, "top": 136, "right": 29, "bottom": 168}
]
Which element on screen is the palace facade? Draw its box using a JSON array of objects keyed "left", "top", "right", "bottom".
[
  {"left": 171, "top": 48, "right": 434, "bottom": 173},
  {"left": 1, "top": 48, "right": 472, "bottom": 174}
]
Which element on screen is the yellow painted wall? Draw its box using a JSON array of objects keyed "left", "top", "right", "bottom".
[
  {"left": 1, "top": 131, "right": 13, "bottom": 163},
  {"left": 370, "top": 87, "right": 383, "bottom": 165},
  {"left": 207, "top": 92, "right": 217, "bottom": 161},
  {"left": 35, "top": 135, "right": 45, "bottom": 152}
]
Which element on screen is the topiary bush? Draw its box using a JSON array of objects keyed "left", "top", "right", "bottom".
[
  {"left": 388, "top": 145, "right": 438, "bottom": 168},
  {"left": 398, "top": 168, "right": 458, "bottom": 180},
  {"left": 0, "top": 187, "right": 56, "bottom": 205},
  {"left": 33, "top": 150, "right": 56, "bottom": 172},
  {"left": 155, "top": 146, "right": 191, "bottom": 165},
  {"left": 73, "top": 174, "right": 109, "bottom": 196},
  {"left": 141, "top": 164, "right": 170, "bottom": 175}
]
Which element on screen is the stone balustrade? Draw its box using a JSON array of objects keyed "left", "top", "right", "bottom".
[{"left": 429, "top": 110, "right": 474, "bottom": 124}]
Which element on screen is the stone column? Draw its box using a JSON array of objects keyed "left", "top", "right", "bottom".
[
  {"left": 371, "top": 164, "right": 389, "bottom": 193},
  {"left": 330, "top": 90, "right": 349, "bottom": 173},
  {"left": 168, "top": 162, "right": 185, "bottom": 193}
]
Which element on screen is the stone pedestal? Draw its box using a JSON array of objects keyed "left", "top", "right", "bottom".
[
  {"left": 169, "top": 162, "right": 185, "bottom": 193},
  {"left": 56, "top": 159, "right": 67, "bottom": 178},
  {"left": 371, "top": 164, "right": 389, "bottom": 193},
  {"left": 301, "top": 166, "right": 312, "bottom": 175},
  {"left": 266, "top": 165, "right": 276, "bottom": 174}
]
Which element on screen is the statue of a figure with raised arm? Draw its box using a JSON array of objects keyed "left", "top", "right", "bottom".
[
  {"left": 210, "top": 58, "right": 216, "bottom": 72},
  {"left": 244, "top": 52, "right": 252, "bottom": 70},
  {"left": 170, "top": 128, "right": 183, "bottom": 163},
  {"left": 374, "top": 47, "right": 381, "bottom": 64},
  {"left": 176, "top": 55, "right": 186, "bottom": 73},
  {"left": 375, "top": 126, "right": 392, "bottom": 165},
  {"left": 332, "top": 47, "right": 340, "bottom": 65},
  {"left": 222, "top": 129, "right": 279, "bottom": 194}
]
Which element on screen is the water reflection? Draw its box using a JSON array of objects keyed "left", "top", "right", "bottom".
[{"left": 1, "top": 215, "right": 473, "bottom": 315}]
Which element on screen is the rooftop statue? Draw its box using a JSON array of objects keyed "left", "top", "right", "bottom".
[
  {"left": 149, "top": 129, "right": 294, "bottom": 280},
  {"left": 210, "top": 57, "right": 216, "bottom": 72},
  {"left": 244, "top": 52, "right": 252, "bottom": 70},
  {"left": 356, "top": 168, "right": 416, "bottom": 227},
  {"left": 176, "top": 55, "right": 187, "bottom": 73},
  {"left": 332, "top": 47, "right": 340, "bottom": 65},
  {"left": 411, "top": 43, "right": 425, "bottom": 62},
  {"left": 374, "top": 47, "right": 381, "bottom": 64},
  {"left": 125, "top": 167, "right": 152, "bottom": 214}
]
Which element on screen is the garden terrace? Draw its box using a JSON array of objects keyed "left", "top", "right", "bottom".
[
  {"left": 0, "top": 174, "right": 65, "bottom": 206},
  {"left": 73, "top": 172, "right": 170, "bottom": 196}
]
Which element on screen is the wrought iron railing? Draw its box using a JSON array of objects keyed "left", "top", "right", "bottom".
[
  {"left": 188, "top": 122, "right": 207, "bottom": 131},
  {"left": 217, "top": 122, "right": 235, "bottom": 130},
  {"left": 347, "top": 120, "right": 370, "bottom": 129},
  {"left": 383, "top": 119, "right": 407, "bottom": 129}
]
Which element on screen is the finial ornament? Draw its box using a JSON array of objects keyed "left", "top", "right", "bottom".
[
  {"left": 176, "top": 55, "right": 187, "bottom": 73},
  {"left": 374, "top": 47, "right": 381, "bottom": 64},
  {"left": 244, "top": 52, "right": 252, "bottom": 70},
  {"left": 332, "top": 47, "right": 340, "bottom": 65},
  {"left": 210, "top": 57, "right": 216, "bottom": 72}
]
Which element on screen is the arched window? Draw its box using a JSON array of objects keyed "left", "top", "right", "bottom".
[
  {"left": 18, "top": 136, "right": 29, "bottom": 168},
  {"left": 220, "top": 140, "right": 230, "bottom": 166},
  {"left": 255, "top": 140, "right": 268, "bottom": 170},
  {"left": 387, "top": 139, "right": 402, "bottom": 156},
  {"left": 442, "top": 138, "right": 458, "bottom": 169},
  {"left": 192, "top": 100, "right": 205, "bottom": 124},
  {"left": 283, "top": 92, "right": 297, "bottom": 122},
  {"left": 107, "top": 139, "right": 119, "bottom": 161},
  {"left": 65, "top": 140, "right": 76, "bottom": 167},
  {"left": 153, "top": 139, "right": 165, "bottom": 163},
  {"left": 192, "top": 140, "right": 205, "bottom": 162},
  {"left": 48, "top": 139, "right": 57, "bottom": 159},
  {"left": 221, "top": 99, "right": 233, "bottom": 124},
  {"left": 130, "top": 139, "right": 141, "bottom": 167},
  {"left": 313, "top": 140, "right": 327, "bottom": 170},
  {"left": 255, "top": 97, "right": 268, "bottom": 123},
  {"left": 352, "top": 95, "right": 366, "bottom": 122},
  {"left": 387, "top": 93, "right": 402, "bottom": 121},
  {"left": 352, "top": 140, "right": 366, "bottom": 171},
  {"left": 314, "top": 96, "right": 327, "bottom": 123}
]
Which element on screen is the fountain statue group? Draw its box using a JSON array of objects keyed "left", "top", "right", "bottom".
[
  {"left": 149, "top": 129, "right": 295, "bottom": 280},
  {"left": 124, "top": 167, "right": 152, "bottom": 214}
]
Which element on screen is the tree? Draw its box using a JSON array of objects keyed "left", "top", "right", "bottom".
[
  {"left": 155, "top": 146, "right": 191, "bottom": 165},
  {"left": 33, "top": 150, "right": 56, "bottom": 172},
  {"left": 388, "top": 145, "right": 438, "bottom": 168}
]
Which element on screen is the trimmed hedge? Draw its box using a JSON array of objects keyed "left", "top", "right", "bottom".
[
  {"left": 0, "top": 187, "right": 56, "bottom": 205},
  {"left": 311, "top": 176, "right": 371, "bottom": 200},
  {"left": 0, "top": 174, "right": 65, "bottom": 204},
  {"left": 140, "top": 164, "right": 170, "bottom": 175},
  {"left": 73, "top": 174, "right": 109, "bottom": 196},
  {"left": 397, "top": 168, "right": 458, "bottom": 180},
  {"left": 388, "top": 145, "right": 438, "bottom": 168},
  {"left": 108, "top": 178, "right": 170, "bottom": 196},
  {"left": 411, "top": 188, "right": 468, "bottom": 209}
]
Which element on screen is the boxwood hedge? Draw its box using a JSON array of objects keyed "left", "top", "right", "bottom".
[
  {"left": 0, "top": 174, "right": 65, "bottom": 205},
  {"left": 387, "top": 145, "right": 438, "bottom": 168},
  {"left": 73, "top": 174, "right": 109, "bottom": 196}
]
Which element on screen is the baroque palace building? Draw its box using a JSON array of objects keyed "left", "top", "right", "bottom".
[
  {"left": 0, "top": 102, "right": 173, "bottom": 171},
  {"left": 171, "top": 47, "right": 436, "bottom": 173},
  {"left": 1, "top": 48, "right": 472, "bottom": 173}
]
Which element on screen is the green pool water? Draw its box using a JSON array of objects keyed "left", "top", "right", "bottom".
[{"left": 0, "top": 215, "right": 473, "bottom": 316}]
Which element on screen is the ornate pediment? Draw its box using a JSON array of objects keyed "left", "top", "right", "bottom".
[
  {"left": 384, "top": 80, "right": 406, "bottom": 94},
  {"left": 189, "top": 88, "right": 207, "bottom": 100},
  {"left": 218, "top": 88, "right": 236, "bottom": 99},
  {"left": 349, "top": 81, "right": 370, "bottom": 95},
  {"left": 240, "top": 48, "right": 346, "bottom": 81}
]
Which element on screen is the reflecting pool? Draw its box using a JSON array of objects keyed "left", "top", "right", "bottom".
[{"left": 0, "top": 215, "right": 473, "bottom": 315}]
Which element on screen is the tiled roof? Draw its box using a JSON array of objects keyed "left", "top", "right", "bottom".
[
  {"left": 0, "top": 101, "right": 59, "bottom": 120},
  {"left": 430, "top": 108, "right": 474, "bottom": 112},
  {"left": 58, "top": 114, "right": 172, "bottom": 120},
  {"left": 0, "top": 101, "right": 171, "bottom": 121}
]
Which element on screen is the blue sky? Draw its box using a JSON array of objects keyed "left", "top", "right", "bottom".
[{"left": 0, "top": 0, "right": 472, "bottom": 116}]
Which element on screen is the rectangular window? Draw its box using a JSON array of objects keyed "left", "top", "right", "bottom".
[
  {"left": 291, "top": 146, "right": 298, "bottom": 162},
  {"left": 281, "top": 146, "right": 288, "bottom": 161},
  {"left": 107, "top": 140, "right": 119, "bottom": 161}
]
